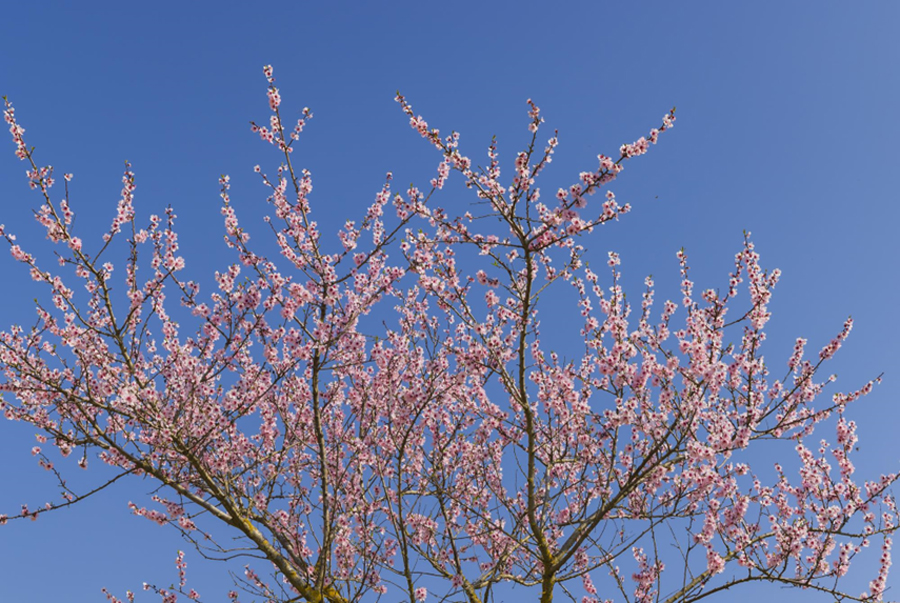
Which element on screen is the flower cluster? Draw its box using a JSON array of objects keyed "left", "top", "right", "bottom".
[{"left": 0, "top": 66, "right": 893, "bottom": 603}]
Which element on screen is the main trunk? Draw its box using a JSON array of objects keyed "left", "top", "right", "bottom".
[{"left": 540, "top": 575, "right": 554, "bottom": 603}]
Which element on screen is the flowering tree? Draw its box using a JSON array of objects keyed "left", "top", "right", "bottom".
[{"left": 0, "top": 66, "right": 896, "bottom": 603}]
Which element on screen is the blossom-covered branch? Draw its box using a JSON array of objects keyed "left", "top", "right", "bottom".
[{"left": 0, "top": 67, "right": 894, "bottom": 603}]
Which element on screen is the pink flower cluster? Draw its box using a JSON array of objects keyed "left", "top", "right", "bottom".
[{"left": 0, "top": 65, "right": 893, "bottom": 603}]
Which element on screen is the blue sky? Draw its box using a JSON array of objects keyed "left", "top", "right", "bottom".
[{"left": 0, "top": 2, "right": 897, "bottom": 601}]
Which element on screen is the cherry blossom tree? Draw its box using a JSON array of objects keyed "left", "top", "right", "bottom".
[{"left": 1, "top": 66, "right": 896, "bottom": 603}]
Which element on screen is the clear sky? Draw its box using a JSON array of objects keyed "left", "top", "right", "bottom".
[{"left": 0, "top": 2, "right": 897, "bottom": 601}]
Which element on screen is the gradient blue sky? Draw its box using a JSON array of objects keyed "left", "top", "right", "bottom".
[{"left": 0, "top": 2, "right": 897, "bottom": 601}]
